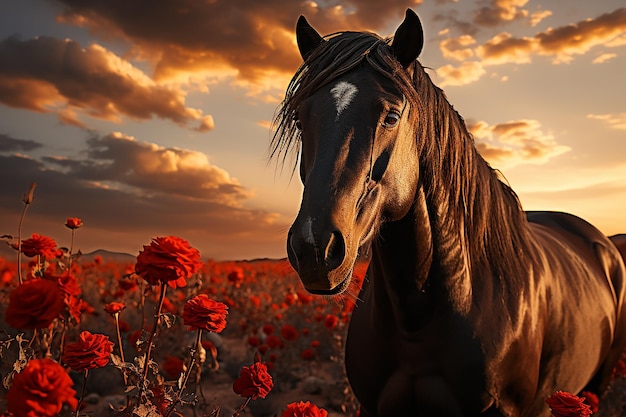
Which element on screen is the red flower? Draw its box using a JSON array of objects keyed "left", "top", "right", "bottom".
[
  {"left": 281, "top": 401, "right": 328, "bottom": 417},
  {"left": 262, "top": 324, "right": 275, "bottom": 335},
  {"left": 7, "top": 358, "right": 78, "bottom": 417},
  {"left": 65, "top": 217, "right": 83, "bottom": 229},
  {"left": 233, "top": 361, "right": 273, "bottom": 400},
  {"left": 135, "top": 236, "right": 203, "bottom": 289},
  {"left": 300, "top": 348, "right": 315, "bottom": 360},
  {"left": 62, "top": 331, "right": 114, "bottom": 372},
  {"left": 545, "top": 391, "right": 592, "bottom": 417},
  {"left": 280, "top": 324, "right": 299, "bottom": 341},
  {"left": 227, "top": 267, "right": 244, "bottom": 286},
  {"left": 266, "top": 335, "right": 282, "bottom": 349},
  {"left": 580, "top": 391, "right": 599, "bottom": 414},
  {"left": 247, "top": 336, "right": 261, "bottom": 347},
  {"left": 4, "top": 279, "right": 65, "bottom": 329},
  {"left": 181, "top": 294, "right": 228, "bottom": 333},
  {"left": 324, "top": 314, "right": 339, "bottom": 330},
  {"left": 20, "top": 234, "right": 60, "bottom": 259},
  {"left": 162, "top": 355, "right": 185, "bottom": 379},
  {"left": 104, "top": 302, "right": 126, "bottom": 315},
  {"left": 54, "top": 274, "right": 81, "bottom": 297}
]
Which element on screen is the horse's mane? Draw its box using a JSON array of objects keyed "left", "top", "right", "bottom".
[{"left": 272, "top": 30, "right": 537, "bottom": 283}]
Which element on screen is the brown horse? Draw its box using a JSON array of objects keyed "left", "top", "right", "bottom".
[{"left": 272, "top": 9, "right": 626, "bottom": 417}]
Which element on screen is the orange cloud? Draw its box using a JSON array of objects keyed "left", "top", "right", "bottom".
[
  {"left": 0, "top": 36, "right": 214, "bottom": 131},
  {"left": 468, "top": 119, "right": 570, "bottom": 167},
  {"left": 439, "top": 35, "right": 477, "bottom": 61},
  {"left": 54, "top": 0, "right": 423, "bottom": 95},
  {"left": 436, "top": 61, "right": 486, "bottom": 87}
]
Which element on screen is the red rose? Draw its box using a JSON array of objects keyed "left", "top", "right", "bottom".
[
  {"left": 62, "top": 331, "right": 114, "bottom": 372},
  {"left": 232, "top": 361, "right": 274, "bottom": 400},
  {"left": 65, "top": 217, "right": 83, "bottom": 229},
  {"left": 281, "top": 401, "right": 328, "bottom": 417},
  {"left": 545, "top": 391, "right": 592, "bottom": 417},
  {"left": 20, "top": 234, "right": 60, "bottom": 259},
  {"left": 280, "top": 324, "right": 299, "bottom": 341},
  {"left": 181, "top": 294, "right": 228, "bottom": 333},
  {"left": 580, "top": 391, "right": 599, "bottom": 414},
  {"left": 135, "top": 236, "right": 203, "bottom": 288},
  {"left": 7, "top": 358, "right": 78, "bottom": 417},
  {"left": 4, "top": 279, "right": 65, "bottom": 329},
  {"left": 104, "top": 302, "right": 126, "bottom": 315}
]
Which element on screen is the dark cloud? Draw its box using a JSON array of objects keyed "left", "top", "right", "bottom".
[
  {"left": 473, "top": 0, "right": 529, "bottom": 27},
  {"left": 0, "top": 133, "right": 43, "bottom": 152},
  {"left": 0, "top": 36, "right": 214, "bottom": 130},
  {"left": 0, "top": 137, "right": 289, "bottom": 259}
]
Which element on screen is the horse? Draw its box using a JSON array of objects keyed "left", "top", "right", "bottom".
[{"left": 271, "top": 9, "right": 626, "bottom": 417}]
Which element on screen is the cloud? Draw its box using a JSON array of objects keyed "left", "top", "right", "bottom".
[
  {"left": 53, "top": 0, "right": 423, "bottom": 94},
  {"left": 592, "top": 52, "right": 617, "bottom": 63},
  {"left": 0, "top": 133, "right": 43, "bottom": 152},
  {"left": 44, "top": 132, "right": 252, "bottom": 206},
  {"left": 474, "top": 0, "right": 530, "bottom": 27},
  {"left": 0, "top": 36, "right": 214, "bottom": 131},
  {"left": 0, "top": 135, "right": 288, "bottom": 259},
  {"left": 437, "top": 7, "right": 626, "bottom": 86},
  {"left": 436, "top": 61, "right": 486, "bottom": 87},
  {"left": 439, "top": 35, "right": 477, "bottom": 61},
  {"left": 588, "top": 113, "right": 626, "bottom": 130},
  {"left": 468, "top": 119, "right": 570, "bottom": 167}
]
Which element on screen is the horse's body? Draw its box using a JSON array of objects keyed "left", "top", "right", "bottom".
[{"left": 272, "top": 10, "right": 626, "bottom": 416}]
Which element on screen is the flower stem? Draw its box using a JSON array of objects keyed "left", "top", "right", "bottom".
[
  {"left": 163, "top": 329, "right": 203, "bottom": 417},
  {"left": 16, "top": 203, "right": 30, "bottom": 285},
  {"left": 68, "top": 229, "right": 75, "bottom": 272},
  {"left": 75, "top": 369, "right": 88, "bottom": 417},
  {"left": 232, "top": 397, "right": 252, "bottom": 417},
  {"left": 114, "top": 313, "right": 128, "bottom": 384},
  {"left": 135, "top": 283, "right": 167, "bottom": 407}
]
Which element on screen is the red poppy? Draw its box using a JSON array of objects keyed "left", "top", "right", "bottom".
[
  {"left": 62, "top": 331, "right": 114, "bottom": 372},
  {"left": 104, "top": 302, "right": 126, "bottom": 315},
  {"left": 135, "top": 236, "right": 203, "bottom": 288},
  {"left": 20, "top": 234, "right": 60, "bottom": 259},
  {"left": 580, "top": 391, "right": 599, "bottom": 414},
  {"left": 545, "top": 391, "right": 592, "bottom": 417},
  {"left": 249, "top": 295, "right": 262, "bottom": 308},
  {"left": 232, "top": 361, "right": 274, "bottom": 400},
  {"left": 280, "top": 324, "right": 299, "bottom": 341},
  {"left": 65, "top": 217, "right": 83, "bottom": 229},
  {"left": 7, "top": 358, "right": 77, "bottom": 417},
  {"left": 181, "top": 294, "right": 228, "bottom": 333},
  {"left": 54, "top": 273, "right": 81, "bottom": 297},
  {"left": 281, "top": 401, "right": 328, "bottom": 417},
  {"left": 310, "top": 340, "right": 320, "bottom": 348},
  {"left": 4, "top": 279, "right": 65, "bottom": 329},
  {"left": 150, "top": 385, "right": 172, "bottom": 415}
]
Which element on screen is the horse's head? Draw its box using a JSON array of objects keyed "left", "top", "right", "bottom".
[{"left": 275, "top": 10, "right": 425, "bottom": 294}]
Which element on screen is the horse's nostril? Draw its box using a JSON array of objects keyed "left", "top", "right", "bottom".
[
  {"left": 324, "top": 231, "right": 345, "bottom": 271},
  {"left": 287, "top": 231, "right": 301, "bottom": 270}
]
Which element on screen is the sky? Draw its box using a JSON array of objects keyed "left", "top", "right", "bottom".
[{"left": 0, "top": 0, "right": 625, "bottom": 261}]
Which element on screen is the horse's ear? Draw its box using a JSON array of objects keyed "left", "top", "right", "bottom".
[
  {"left": 391, "top": 9, "right": 424, "bottom": 67},
  {"left": 296, "top": 15, "right": 324, "bottom": 60}
]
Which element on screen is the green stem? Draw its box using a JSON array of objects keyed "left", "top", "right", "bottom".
[{"left": 114, "top": 313, "right": 128, "bottom": 384}]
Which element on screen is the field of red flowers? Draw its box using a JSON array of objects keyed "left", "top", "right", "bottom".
[{"left": 1, "top": 184, "right": 625, "bottom": 417}]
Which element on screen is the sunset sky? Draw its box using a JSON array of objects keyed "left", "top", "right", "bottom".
[{"left": 0, "top": 0, "right": 625, "bottom": 260}]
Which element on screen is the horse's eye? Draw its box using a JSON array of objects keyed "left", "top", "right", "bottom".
[
  {"left": 383, "top": 112, "right": 400, "bottom": 128},
  {"left": 295, "top": 119, "right": 302, "bottom": 131}
]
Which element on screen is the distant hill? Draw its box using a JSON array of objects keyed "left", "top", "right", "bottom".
[{"left": 81, "top": 249, "right": 136, "bottom": 264}]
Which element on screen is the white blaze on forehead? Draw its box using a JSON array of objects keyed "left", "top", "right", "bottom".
[
  {"left": 330, "top": 81, "right": 358, "bottom": 118},
  {"left": 302, "top": 216, "right": 315, "bottom": 245}
]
